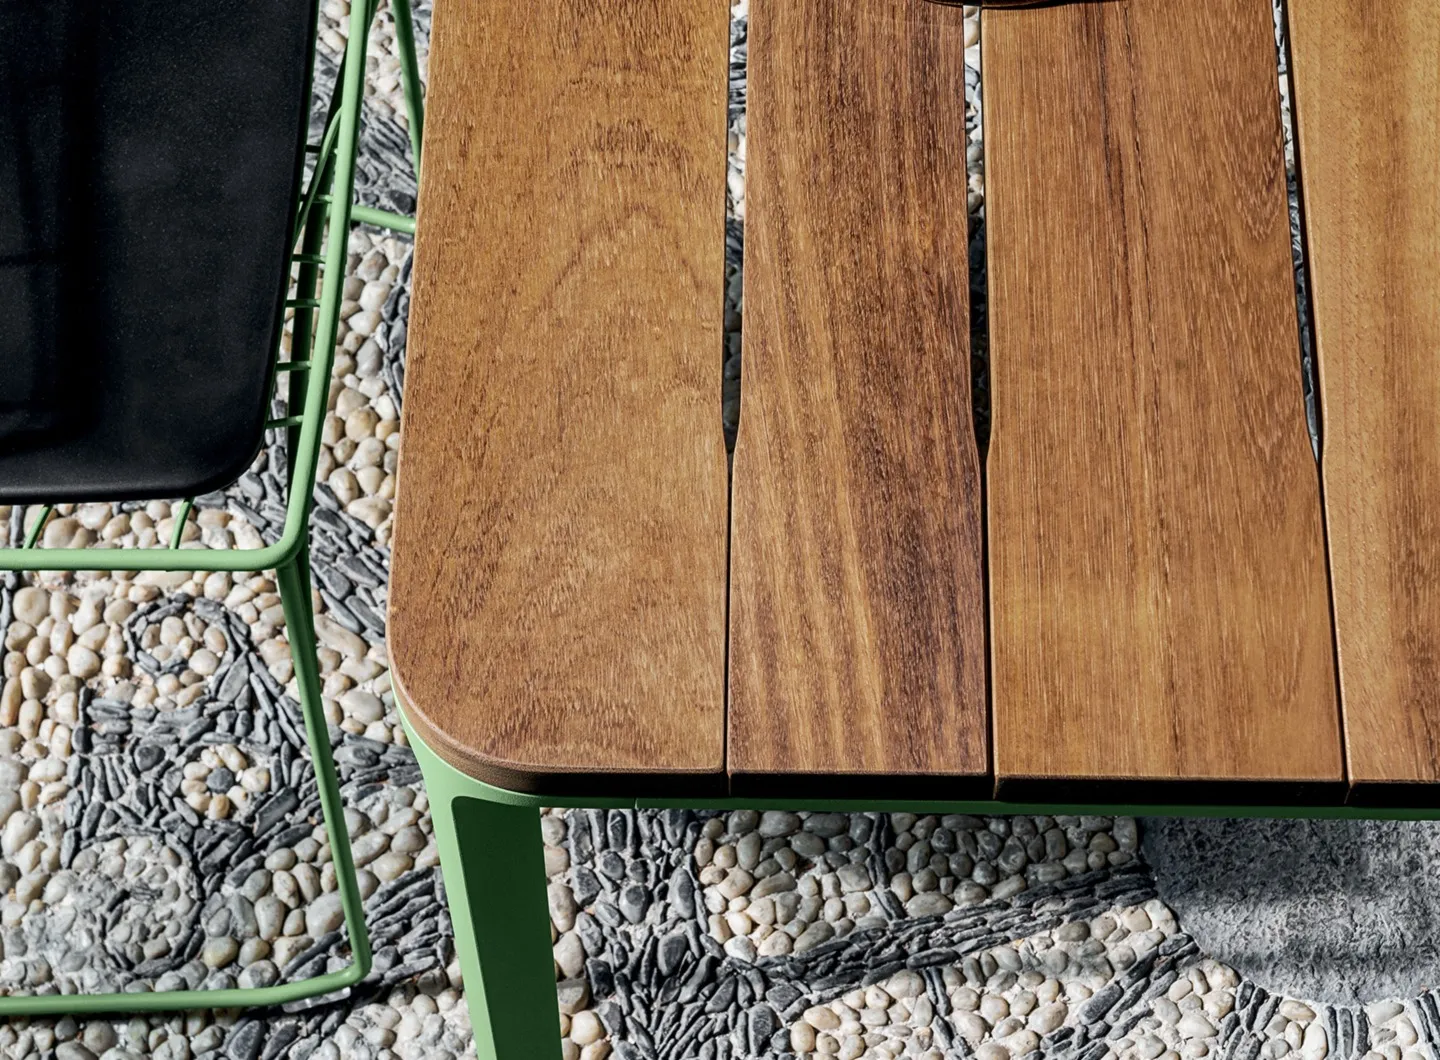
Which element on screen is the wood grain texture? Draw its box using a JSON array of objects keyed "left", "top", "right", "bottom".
[
  {"left": 984, "top": 0, "right": 1343, "bottom": 801},
  {"left": 728, "top": 0, "right": 988, "bottom": 796},
  {"left": 388, "top": 0, "right": 730, "bottom": 796},
  {"left": 1289, "top": 1, "right": 1440, "bottom": 801}
]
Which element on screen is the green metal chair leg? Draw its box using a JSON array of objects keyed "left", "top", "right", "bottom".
[
  {"left": 389, "top": 0, "right": 424, "bottom": 176},
  {"left": 277, "top": 544, "right": 374, "bottom": 983},
  {"left": 407, "top": 730, "right": 562, "bottom": 1060}
]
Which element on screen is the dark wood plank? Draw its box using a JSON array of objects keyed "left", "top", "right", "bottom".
[
  {"left": 984, "top": 0, "right": 1344, "bottom": 801},
  {"left": 1289, "top": 0, "right": 1440, "bottom": 802},
  {"left": 388, "top": 0, "right": 731, "bottom": 795},
  {"left": 728, "top": 0, "right": 988, "bottom": 796}
]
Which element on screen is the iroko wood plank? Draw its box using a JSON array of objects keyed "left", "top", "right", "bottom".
[
  {"left": 984, "top": 0, "right": 1344, "bottom": 802},
  {"left": 1289, "top": 1, "right": 1440, "bottom": 803},
  {"left": 728, "top": 0, "right": 988, "bottom": 797},
  {"left": 388, "top": 0, "right": 731, "bottom": 795}
]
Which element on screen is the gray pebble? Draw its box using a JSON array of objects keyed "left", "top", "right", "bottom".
[
  {"left": 793, "top": 922, "right": 835, "bottom": 953},
  {"left": 727, "top": 810, "right": 759, "bottom": 835},
  {"left": 305, "top": 892, "right": 345, "bottom": 937},
  {"left": 238, "top": 961, "right": 279, "bottom": 989},
  {"left": 758, "top": 811, "right": 800, "bottom": 838},
  {"left": 790, "top": 833, "right": 826, "bottom": 859},
  {"left": 201, "top": 936, "right": 239, "bottom": 969},
  {"left": 805, "top": 814, "right": 847, "bottom": 839}
]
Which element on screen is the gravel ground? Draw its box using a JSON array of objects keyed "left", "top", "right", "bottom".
[{"left": 1, "top": 3, "right": 1438, "bottom": 1059}]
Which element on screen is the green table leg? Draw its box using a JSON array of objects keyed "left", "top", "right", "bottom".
[{"left": 411, "top": 733, "right": 562, "bottom": 1060}]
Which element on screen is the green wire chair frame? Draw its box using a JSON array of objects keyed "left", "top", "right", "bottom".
[{"left": 0, "top": 0, "right": 422, "bottom": 1018}]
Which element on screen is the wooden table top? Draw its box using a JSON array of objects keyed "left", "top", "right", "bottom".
[
  {"left": 389, "top": 0, "right": 1440, "bottom": 804},
  {"left": 984, "top": 0, "right": 1341, "bottom": 803},
  {"left": 388, "top": 0, "right": 731, "bottom": 796},
  {"left": 729, "top": 0, "right": 986, "bottom": 799}
]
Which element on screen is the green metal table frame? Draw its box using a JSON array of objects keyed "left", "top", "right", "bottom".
[
  {"left": 402, "top": 718, "right": 1440, "bottom": 1060},
  {"left": 0, "top": 0, "right": 421, "bottom": 1018}
]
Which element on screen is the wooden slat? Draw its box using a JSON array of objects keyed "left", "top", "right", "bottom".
[
  {"left": 388, "top": 0, "right": 730, "bottom": 795},
  {"left": 1289, "top": 1, "right": 1440, "bottom": 802},
  {"left": 984, "top": 0, "right": 1343, "bottom": 801},
  {"left": 728, "top": 0, "right": 988, "bottom": 796}
]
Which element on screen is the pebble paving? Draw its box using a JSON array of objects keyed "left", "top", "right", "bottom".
[{"left": 1, "top": 3, "right": 1438, "bottom": 1059}]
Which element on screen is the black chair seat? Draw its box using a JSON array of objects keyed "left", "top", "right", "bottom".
[{"left": 0, "top": 0, "right": 319, "bottom": 503}]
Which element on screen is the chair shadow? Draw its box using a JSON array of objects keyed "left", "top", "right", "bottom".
[{"left": 1141, "top": 815, "right": 1440, "bottom": 1000}]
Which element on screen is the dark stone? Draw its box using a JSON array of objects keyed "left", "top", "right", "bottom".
[
  {"left": 348, "top": 596, "right": 385, "bottom": 635},
  {"left": 670, "top": 868, "right": 696, "bottom": 918},
  {"left": 574, "top": 911, "right": 605, "bottom": 956},
  {"left": 267, "top": 823, "right": 311, "bottom": 849},
  {"left": 598, "top": 850, "right": 627, "bottom": 881},
  {"left": 620, "top": 883, "right": 649, "bottom": 924},
  {"left": 976, "top": 831, "right": 1002, "bottom": 860},
  {"left": 226, "top": 854, "right": 265, "bottom": 889},
  {"left": 586, "top": 810, "right": 608, "bottom": 853},
  {"left": 1080, "top": 981, "right": 1124, "bottom": 1024},
  {"left": 207, "top": 767, "right": 236, "bottom": 793},
  {"left": 338, "top": 555, "right": 383, "bottom": 588},
  {"left": 1159, "top": 933, "right": 1195, "bottom": 957},
  {"left": 255, "top": 790, "right": 300, "bottom": 835},
  {"left": 259, "top": 1021, "right": 301, "bottom": 1060},
  {"left": 627, "top": 1024, "right": 654, "bottom": 1055},
  {"left": 213, "top": 660, "right": 250, "bottom": 707},
  {"left": 746, "top": 1004, "right": 778, "bottom": 1055},
  {"left": 587, "top": 958, "right": 615, "bottom": 1000},
  {"left": 1107, "top": 1009, "right": 1146, "bottom": 1040},
  {"left": 333, "top": 744, "right": 379, "bottom": 769},
  {"left": 933, "top": 1017, "right": 953, "bottom": 1051},
  {"left": 997, "top": 835, "right": 1028, "bottom": 874},
  {"left": 608, "top": 811, "right": 629, "bottom": 851},
  {"left": 321, "top": 596, "right": 363, "bottom": 633},
  {"left": 658, "top": 930, "right": 689, "bottom": 978},
  {"left": 1142, "top": 970, "right": 1179, "bottom": 1003},
  {"left": 1234, "top": 1035, "right": 1264, "bottom": 1060},
  {"left": 315, "top": 564, "right": 353, "bottom": 599},
  {"left": 663, "top": 809, "right": 691, "bottom": 846},
  {"left": 570, "top": 816, "right": 595, "bottom": 863},
  {"left": 178, "top": 716, "right": 214, "bottom": 742},
  {"left": 598, "top": 1000, "right": 628, "bottom": 1036},
  {"left": 225, "top": 1019, "right": 264, "bottom": 1060},
  {"left": 1353, "top": 1011, "right": 1371, "bottom": 1057},
  {"left": 704, "top": 975, "right": 737, "bottom": 1015},
  {"left": 908, "top": 948, "right": 958, "bottom": 969},
  {"left": 133, "top": 743, "right": 164, "bottom": 772},
  {"left": 679, "top": 955, "right": 718, "bottom": 1005},
  {"left": 81, "top": 800, "right": 104, "bottom": 840},
  {"left": 567, "top": 864, "right": 596, "bottom": 904},
  {"left": 765, "top": 982, "right": 803, "bottom": 1014}
]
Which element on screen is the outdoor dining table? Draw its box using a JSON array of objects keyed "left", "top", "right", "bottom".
[{"left": 385, "top": 0, "right": 1440, "bottom": 1056}]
